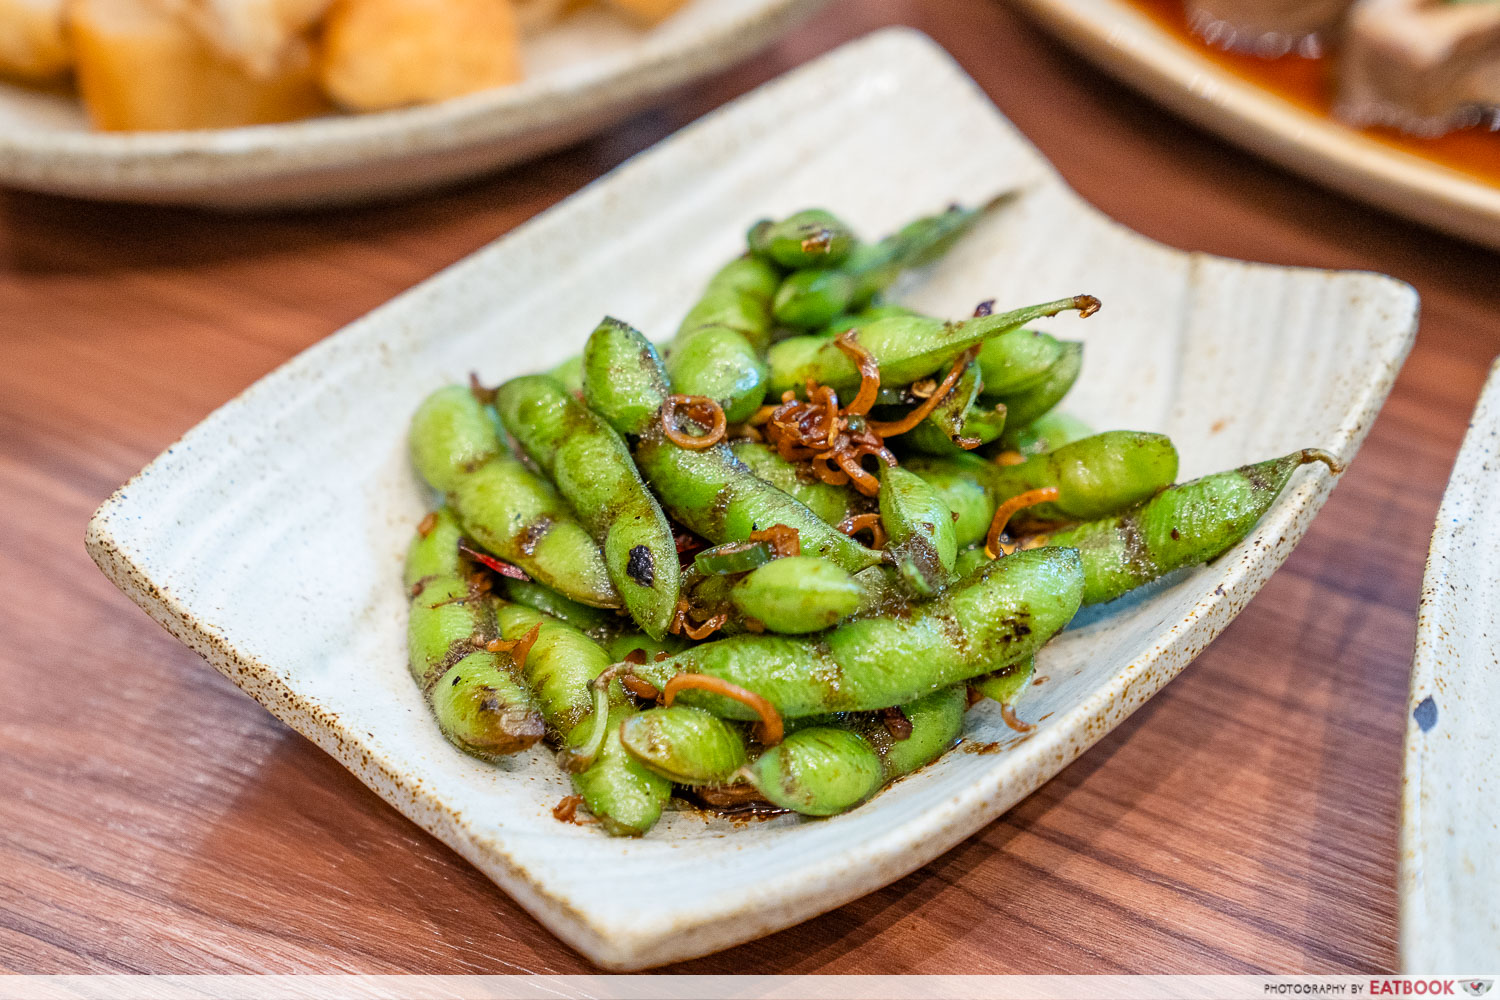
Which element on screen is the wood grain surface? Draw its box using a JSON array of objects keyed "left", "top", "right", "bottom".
[{"left": 3, "top": 0, "right": 1497, "bottom": 975}]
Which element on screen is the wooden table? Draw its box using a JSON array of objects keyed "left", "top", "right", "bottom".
[{"left": 3, "top": 0, "right": 1496, "bottom": 976}]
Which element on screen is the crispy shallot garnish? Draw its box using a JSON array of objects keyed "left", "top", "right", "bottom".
[
  {"left": 661, "top": 394, "right": 727, "bottom": 450},
  {"left": 670, "top": 599, "right": 728, "bottom": 640},
  {"left": 837, "top": 512, "right": 887, "bottom": 550},
  {"left": 985, "top": 487, "right": 1061, "bottom": 559},
  {"left": 485, "top": 621, "right": 542, "bottom": 668},
  {"left": 663, "top": 673, "right": 784, "bottom": 746},
  {"left": 748, "top": 524, "right": 802, "bottom": 558},
  {"left": 865, "top": 347, "right": 978, "bottom": 438}
]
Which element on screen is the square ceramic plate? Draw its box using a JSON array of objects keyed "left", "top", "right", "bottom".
[
  {"left": 1009, "top": 0, "right": 1500, "bottom": 253},
  {"left": 1400, "top": 358, "right": 1500, "bottom": 971},
  {"left": 86, "top": 28, "right": 1418, "bottom": 970},
  {"left": 0, "top": 0, "right": 822, "bottom": 208}
]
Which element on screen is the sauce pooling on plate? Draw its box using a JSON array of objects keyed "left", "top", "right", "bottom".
[{"left": 1129, "top": 0, "right": 1500, "bottom": 187}]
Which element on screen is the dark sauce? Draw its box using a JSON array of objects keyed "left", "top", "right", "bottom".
[{"left": 1128, "top": 0, "right": 1500, "bottom": 187}]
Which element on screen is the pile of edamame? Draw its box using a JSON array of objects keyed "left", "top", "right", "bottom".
[{"left": 403, "top": 203, "right": 1339, "bottom": 835}]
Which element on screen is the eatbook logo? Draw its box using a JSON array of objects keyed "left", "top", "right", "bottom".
[{"left": 1462, "top": 982, "right": 1493, "bottom": 997}]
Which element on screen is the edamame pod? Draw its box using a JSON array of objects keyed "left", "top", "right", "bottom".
[
  {"left": 411, "top": 386, "right": 618, "bottom": 609},
  {"left": 1043, "top": 449, "right": 1337, "bottom": 604},
  {"left": 582, "top": 317, "right": 672, "bottom": 437},
  {"left": 899, "top": 361, "right": 1007, "bottom": 455},
  {"left": 977, "top": 431, "right": 1179, "bottom": 525},
  {"left": 745, "top": 728, "right": 882, "bottom": 816},
  {"left": 729, "top": 555, "right": 864, "bottom": 634},
  {"left": 666, "top": 257, "right": 782, "bottom": 423},
  {"left": 430, "top": 652, "right": 546, "bottom": 760},
  {"left": 902, "top": 455, "right": 996, "bottom": 550},
  {"left": 408, "top": 385, "right": 505, "bottom": 494},
  {"left": 776, "top": 201, "right": 1002, "bottom": 329},
  {"left": 970, "top": 656, "right": 1034, "bottom": 706},
  {"left": 879, "top": 466, "right": 958, "bottom": 598},
  {"left": 568, "top": 705, "right": 673, "bottom": 838},
  {"left": 989, "top": 341, "right": 1083, "bottom": 432},
  {"left": 664, "top": 327, "right": 768, "bottom": 425},
  {"left": 1007, "top": 411, "right": 1093, "bottom": 457},
  {"left": 745, "top": 686, "right": 967, "bottom": 816},
  {"left": 633, "top": 423, "right": 883, "bottom": 574},
  {"left": 618, "top": 706, "right": 749, "bottom": 785},
  {"left": 772, "top": 269, "right": 857, "bottom": 329},
  {"left": 495, "top": 374, "right": 680, "bottom": 638},
  {"left": 635, "top": 546, "right": 1084, "bottom": 717},
  {"left": 406, "top": 521, "right": 545, "bottom": 759},
  {"left": 748, "top": 209, "right": 856, "bottom": 268},
  {"left": 975, "top": 328, "right": 1066, "bottom": 398},
  {"left": 767, "top": 296, "right": 1097, "bottom": 399},
  {"left": 865, "top": 686, "right": 968, "bottom": 778},
  {"left": 403, "top": 506, "right": 465, "bottom": 589},
  {"left": 498, "top": 578, "right": 615, "bottom": 638},
  {"left": 729, "top": 440, "right": 868, "bottom": 526},
  {"left": 494, "top": 602, "right": 672, "bottom": 835}
]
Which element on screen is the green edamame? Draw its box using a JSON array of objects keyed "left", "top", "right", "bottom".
[
  {"left": 405, "top": 515, "right": 545, "bottom": 759},
  {"left": 970, "top": 656, "right": 1034, "bottom": 706},
  {"left": 745, "top": 727, "right": 882, "bottom": 816},
  {"left": 729, "top": 555, "right": 864, "bottom": 634},
  {"left": 748, "top": 209, "right": 856, "bottom": 269},
  {"left": 410, "top": 386, "right": 617, "bottom": 609},
  {"left": 493, "top": 602, "right": 671, "bottom": 836},
  {"left": 745, "top": 686, "right": 967, "bottom": 816},
  {"left": 667, "top": 256, "right": 782, "bottom": 423},
  {"left": 1007, "top": 411, "right": 1093, "bottom": 457},
  {"left": 990, "top": 340, "right": 1083, "bottom": 433},
  {"left": 879, "top": 466, "right": 958, "bottom": 598},
  {"left": 975, "top": 328, "right": 1066, "bottom": 398},
  {"left": 977, "top": 431, "right": 1179, "bottom": 525},
  {"left": 634, "top": 423, "right": 882, "bottom": 574},
  {"left": 1043, "top": 449, "right": 1338, "bottom": 604},
  {"left": 618, "top": 706, "right": 749, "bottom": 785},
  {"left": 729, "top": 440, "right": 869, "bottom": 526},
  {"left": 767, "top": 296, "right": 1097, "bottom": 399},
  {"left": 634, "top": 546, "right": 1083, "bottom": 718},
  {"left": 582, "top": 317, "right": 672, "bottom": 437},
  {"left": 495, "top": 374, "right": 680, "bottom": 638},
  {"left": 774, "top": 200, "right": 1002, "bottom": 330},
  {"left": 408, "top": 385, "right": 505, "bottom": 495}
]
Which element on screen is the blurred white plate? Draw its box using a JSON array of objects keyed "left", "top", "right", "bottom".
[
  {"left": 1401, "top": 358, "right": 1500, "bottom": 971},
  {"left": 0, "top": 0, "right": 822, "bottom": 208},
  {"left": 86, "top": 28, "right": 1417, "bottom": 970},
  {"left": 1011, "top": 0, "right": 1500, "bottom": 252}
]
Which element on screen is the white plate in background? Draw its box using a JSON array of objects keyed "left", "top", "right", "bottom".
[
  {"left": 86, "top": 28, "right": 1417, "bottom": 969},
  {"left": 1401, "top": 358, "right": 1500, "bottom": 971},
  {"left": 0, "top": 0, "right": 823, "bottom": 208},
  {"left": 1011, "top": 0, "right": 1500, "bottom": 252}
]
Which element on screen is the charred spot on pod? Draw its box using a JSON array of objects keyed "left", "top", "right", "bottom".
[
  {"left": 627, "top": 545, "right": 656, "bottom": 588},
  {"left": 515, "top": 516, "right": 554, "bottom": 556}
]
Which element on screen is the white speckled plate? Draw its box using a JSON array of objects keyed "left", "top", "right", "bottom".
[
  {"left": 86, "top": 28, "right": 1418, "bottom": 969},
  {"left": 1010, "top": 0, "right": 1500, "bottom": 253},
  {"left": 1400, "top": 358, "right": 1500, "bottom": 971},
  {"left": 0, "top": 0, "right": 822, "bottom": 208}
]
